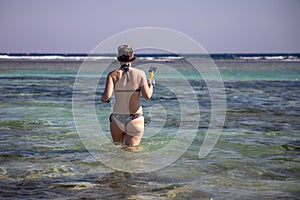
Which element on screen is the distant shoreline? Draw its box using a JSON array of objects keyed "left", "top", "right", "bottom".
[{"left": 0, "top": 53, "right": 300, "bottom": 62}]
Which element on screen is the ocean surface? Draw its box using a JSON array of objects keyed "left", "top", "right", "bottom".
[{"left": 0, "top": 53, "right": 299, "bottom": 199}]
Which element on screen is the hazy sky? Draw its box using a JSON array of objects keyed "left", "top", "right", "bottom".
[{"left": 0, "top": 0, "right": 299, "bottom": 53}]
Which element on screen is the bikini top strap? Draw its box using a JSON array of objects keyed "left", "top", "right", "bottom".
[
  {"left": 120, "top": 64, "right": 130, "bottom": 72},
  {"left": 120, "top": 64, "right": 130, "bottom": 81},
  {"left": 114, "top": 88, "right": 141, "bottom": 93}
]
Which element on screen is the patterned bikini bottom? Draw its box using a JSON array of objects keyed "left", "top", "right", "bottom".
[{"left": 109, "top": 113, "right": 143, "bottom": 125}]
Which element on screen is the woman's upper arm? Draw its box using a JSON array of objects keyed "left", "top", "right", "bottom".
[{"left": 101, "top": 74, "right": 114, "bottom": 102}]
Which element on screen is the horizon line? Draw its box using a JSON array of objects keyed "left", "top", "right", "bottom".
[{"left": 1, "top": 52, "right": 300, "bottom": 55}]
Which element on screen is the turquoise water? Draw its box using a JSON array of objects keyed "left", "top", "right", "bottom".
[{"left": 0, "top": 58, "right": 300, "bottom": 199}]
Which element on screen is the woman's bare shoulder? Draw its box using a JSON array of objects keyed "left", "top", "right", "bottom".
[
  {"left": 131, "top": 67, "right": 146, "bottom": 75},
  {"left": 108, "top": 69, "right": 121, "bottom": 77}
]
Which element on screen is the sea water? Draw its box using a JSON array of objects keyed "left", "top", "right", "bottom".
[{"left": 0, "top": 54, "right": 299, "bottom": 199}]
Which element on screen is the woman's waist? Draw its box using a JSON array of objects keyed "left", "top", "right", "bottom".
[{"left": 112, "top": 106, "right": 143, "bottom": 115}]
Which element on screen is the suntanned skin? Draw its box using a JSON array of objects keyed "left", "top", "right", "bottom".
[{"left": 101, "top": 61, "right": 153, "bottom": 147}]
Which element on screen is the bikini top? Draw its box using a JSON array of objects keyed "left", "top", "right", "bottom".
[{"left": 114, "top": 89, "right": 141, "bottom": 93}]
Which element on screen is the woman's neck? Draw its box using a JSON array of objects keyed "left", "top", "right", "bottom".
[{"left": 120, "top": 62, "right": 131, "bottom": 66}]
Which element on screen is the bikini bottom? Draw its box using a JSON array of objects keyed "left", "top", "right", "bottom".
[{"left": 109, "top": 113, "right": 143, "bottom": 125}]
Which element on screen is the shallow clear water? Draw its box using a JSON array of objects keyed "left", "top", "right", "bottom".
[{"left": 0, "top": 59, "right": 299, "bottom": 199}]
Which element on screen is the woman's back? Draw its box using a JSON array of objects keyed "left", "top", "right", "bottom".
[{"left": 112, "top": 67, "right": 147, "bottom": 114}]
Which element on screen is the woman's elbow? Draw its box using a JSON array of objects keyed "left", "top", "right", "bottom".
[
  {"left": 144, "top": 95, "right": 151, "bottom": 100},
  {"left": 143, "top": 92, "right": 152, "bottom": 100}
]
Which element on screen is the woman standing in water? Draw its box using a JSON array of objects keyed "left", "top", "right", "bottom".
[{"left": 101, "top": 45, "right": 153, "bottom": 147}]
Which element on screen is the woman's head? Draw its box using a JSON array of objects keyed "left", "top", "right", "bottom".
[{"left": 117, "top": 45, "right": 136, "bottom": 62}]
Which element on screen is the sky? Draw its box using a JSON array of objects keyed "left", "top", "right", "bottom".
[{"left": 0, "top": 0, "right": 299, "bottom": 53}]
